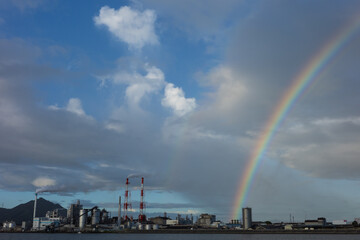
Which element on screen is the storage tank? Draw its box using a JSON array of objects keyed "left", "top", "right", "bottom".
[
  {"left": 145, "top": 224, "right": 152, "bottom": 230},
  {"left": 152, "top": 224, "right": 159, "bottom": 230},
  {"left": 91, "top": 209, "right": 100, "bottom": 225},
  {"left": 79, "top": 209, "right": 86, "bottom": 230},
  {"left": 242, "top": 207, "right": 252, "bottom": 230}
]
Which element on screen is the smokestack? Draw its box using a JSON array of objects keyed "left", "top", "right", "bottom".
[
  {"left": 138, "top": 177, "right": 146, "bottom": 222},
  {"left": 124, "top": 178, "right": 130, "bottom": 221},
  {"left": 118, "top": 196, "right": 121, "bottom": 227},
  {"left": 33, "top": 193, "right": 38, "bottom": 220}
]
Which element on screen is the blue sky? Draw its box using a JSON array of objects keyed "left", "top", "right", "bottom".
[{"left": 1, "top": 0, "right": 360, "bottom": 222}]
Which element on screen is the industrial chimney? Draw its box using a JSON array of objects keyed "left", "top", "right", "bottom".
[
  {"left": 118, "top": 196, "right": 121, "bottom": 227},
  {"left": 138, "top": 177, "right": 146, "bottom": 222},
  {"left": 124, "top": 178, "right": 130, "bottom": 221},
  {"left": 33, "top": 193, "right": 38, "bottom": 220}
]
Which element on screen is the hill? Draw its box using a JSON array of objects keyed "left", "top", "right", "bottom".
[{"left": 0, "top": 197, "right": 64, "bottom": 225}]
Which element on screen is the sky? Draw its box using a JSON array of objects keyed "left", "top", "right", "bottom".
[{"left": 1, "top": 0, "right": 360, "bottom": 222}]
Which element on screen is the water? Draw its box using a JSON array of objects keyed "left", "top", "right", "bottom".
[{"left": 0, "top": 233, "right": 359, "bottom": 240}]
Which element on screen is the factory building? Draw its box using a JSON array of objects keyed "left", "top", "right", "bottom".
[
  {"left": 2, "top": 221, "right": 16, "bottom": 230},
  {"left": 332, "top": 220, "right": 348, "bottom": 225},
  {"left": 196, "top": 213, "right": 216, "bottom": 227},
  {"left": 166, "top": 219, "right": 179, "bottom": 225},
  {"left": 227, "top": 219, "right": 241, "bottom": 229},
  {"left": 67, "top": 200, "right": 82, "bottom": 226},
  {"left": 149, "top": 214, "right": 169, "bottom": 225},
  {"left": 21, "top": 221, "right": 31, "bottom": 231},
  {"left": 32, "top": 217, "right": 60, "bottom": 231},
  {"left": 304, "top": 217, "right": 326, "bottom": 227},
  {"left": 242, "top": 207, "right": 252, "bottom": 230},
  {"left": 46, "top": 208, "right": 67, "bottom": 219}
]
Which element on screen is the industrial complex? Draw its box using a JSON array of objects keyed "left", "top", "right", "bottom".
[{"left": 2, "top": 176, "right": 360, "bottom": 233}]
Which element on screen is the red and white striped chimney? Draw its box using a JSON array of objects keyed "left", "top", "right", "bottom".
[
  {"left": 124, "top": 178, "right": 129, "bottom": 221},
  {"left": 138, "top": 177, "right": 146, "bottom": 222}
]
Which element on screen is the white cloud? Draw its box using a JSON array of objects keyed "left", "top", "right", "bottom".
[
  {"left": 65, "top": 98, "right": 86, "bottom": 116},
  {"left": 94, "top": 5, "right": 158, "bottom": 50},
  {"left": 103, "top": 64, "right": 165, "bottom": 109},
  {"left": 49, "top": 98, "right": 93, "bottom": 120},
  {"left": 32, "top": 177, "right": 56, "bottom": 187},
  {"left": 312, "top": 117, "right": 360, "bottom": 126},
  {"left": 162, "top": 83, "right": 196, "bottom": 117}
]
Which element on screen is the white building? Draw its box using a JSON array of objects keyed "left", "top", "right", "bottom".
[
  {"left": 32, "top": 217, "right": 60, "bottom": 231},
  {"left": 166, "top": 219, "right": 179, "bottom": 225},
  {"left": 332, "top": 220, "right": 348, "bottom": 225},
  {"left": 3, "top": 221, "right": 16, "bottom": 230}
]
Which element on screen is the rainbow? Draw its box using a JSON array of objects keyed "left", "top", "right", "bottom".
[{"left": 232, "top": 16, "right": 360, "bottom": 220}]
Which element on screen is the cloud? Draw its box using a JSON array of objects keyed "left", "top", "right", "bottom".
[
  {"left": 104, "top": 120, "right": 125, "bottom": 133},
  {"left": 139, "top": 0, "right": 241, "bottom": 40},
  {"left": 162, "top": 83, "right": 196, "bottom": 117},
  {"left": 94, "top": 5, "right": 158, "bottom": 50},
  {"left": 49, "top": 98, "right": 93, "bottom": 120},
  {"left": 199, "top": 65, "right": 247, "bottom": 112},
  {"left": 101, "top": 64, "right": 165, "bottom": 110},
  {"left": 32, "top": 177, "right": 56, "bottom": 188},
  {"left": 270, "top": 116, "right": 360, "bottom": 180},
  {"left": 188, "top": 65, "right": 251, "bottom": 136},
  {"left": 65, "top": 98, "right": 86, "bottom": 116}
]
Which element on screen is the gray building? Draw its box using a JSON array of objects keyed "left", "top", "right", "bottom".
[
  {"left": 305, "top": 217, "right": 326, "bottom": 227},
  {"left": 196, "top": 214, "right": 216, "bottom": 227},
  {"left": 242, "top": 207, "right": 252, "bottom": 230},
  {"left": 46, "top": 208, "right": 67, "bottom": 219},
  {"left": 67, "top": 200, "right": 82, "bottom": 226}
]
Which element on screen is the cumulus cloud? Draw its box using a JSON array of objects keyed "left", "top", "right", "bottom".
[
  {"left": 162, "top": 83, "right": 196, "bottom": 117},
  {"left": 94, "top": 6, "right": 158, "bottom": 50},
  {"left": 101, "top": 64, "right": 165, "bottom": 110}
]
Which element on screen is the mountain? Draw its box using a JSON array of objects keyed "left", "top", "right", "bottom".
[{"left": 0, "top": 197, "right": 65, "bottom": 225}]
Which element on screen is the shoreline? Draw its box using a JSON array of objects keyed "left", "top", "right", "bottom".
[{"left": 3, "top": 229, "right": 360, "bottom": 234}]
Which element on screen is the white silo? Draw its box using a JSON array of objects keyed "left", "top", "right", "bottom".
[
  {"left": 79, "top": 209, "right": 87, "bottom": 230},
  {"left": 91, "top": 209, "right": 100, "bottom": 225}
]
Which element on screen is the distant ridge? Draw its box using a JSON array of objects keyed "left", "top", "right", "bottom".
[{"left": 0, "top": 197, "right": 64, "bottom": 225}]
